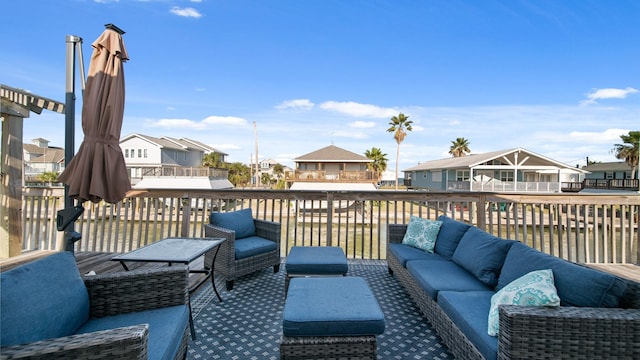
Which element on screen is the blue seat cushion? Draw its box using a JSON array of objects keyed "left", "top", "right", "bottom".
[
  {"left": 434, "top": 216, "right": 472, "bottom": 259},
  {"left": 406, "top": 260, "right": 491, "bottom": 299},
  {"left": 77, "top": 305, "right": 189, "bottom": 360},
  {"left": 283, "top": 277, "right": 385, "bottom": 337},
  {"left": 389, "top": 243, "right": 447, "bottom": 267},
  {"left": 1, "top": 252, "right": 89, "bottom": 347},
  {"left": 451, "top": 227, "right": 517, "bottom": 288},
  {"left": 235, "top": 236, "right": 277, "bottom": 260},
  {"left": 286, "top": 246, "right": 348, "bottom": 275},
  {"left": 497, "top": 242, "right": 627, "bottom": 308},
  {"left": 438, "top": 291, "right": 498, "bottom": 360},
  {"left": 210, "top": 208, "right": 256, "bottom": 239}
]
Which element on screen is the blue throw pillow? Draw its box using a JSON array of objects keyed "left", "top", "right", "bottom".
[
  {"left": 402, "top": 216, "right": 442, "bottom": 253},
  {"left": 451, "top": 227, "right": 516, "bottom": 288},
  {"left": 209, "top": 208, "right": 256, "bottom": 239},
  {"left": 434, "top": 215, "right": 471, "bottom": 259}
]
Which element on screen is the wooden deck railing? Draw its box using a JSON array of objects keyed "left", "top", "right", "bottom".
[{"left": 19, "top": 187, "right": 640, "bottom": 265}]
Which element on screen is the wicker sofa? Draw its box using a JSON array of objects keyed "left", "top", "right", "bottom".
[
  {"left": 204, "top": 208, "right": 281, "bottom": 291},
  {"left": 1, "top": 251, "right": 190, "bottom": 360},
  {"left": 388, "top": 215, "right": 640, "bottom": 360}
]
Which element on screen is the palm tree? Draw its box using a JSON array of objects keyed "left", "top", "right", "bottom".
[
  {"left": 202, "top": 152, "right": 223, "bottom": 168},
  {"left": 611, "top": 131, "right": 640, "bottom": 179},
  {"left": 387, "top": 113, "right": 413, "bottom": 190},
  {"left": 364, "top": 147, "right": 388, "bottom": 181},
  {"left": 449, "top": 137, "right": 471, "bottom": 157},
  {"left": 272, "top": 163, "right": 284, "bottom": 180},
  {"left": 38, "top": 171, "right": 59, "bottom": 185},
  {"left": 226, "top": 162, "right": 251, "bottom": 187}
]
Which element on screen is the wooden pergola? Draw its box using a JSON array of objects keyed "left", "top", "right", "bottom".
[{"left": 1, "top": 84, "right": 65, "bottom": 258}]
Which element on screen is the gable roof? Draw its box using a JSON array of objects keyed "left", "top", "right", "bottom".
[
  {"left": 582, "top": 161, "right": 632, "bottom": 172},
  {"left": 404, "top": 148, "right": 587, "bottom": 173},
  {"left": 121, "top": 133, "right": 227, "bottom": 155},
  {"left": 294, "top": 145, "right": 372, "bottom": 163}
]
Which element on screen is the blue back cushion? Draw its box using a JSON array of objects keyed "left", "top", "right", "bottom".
[
  {"left": 498, "top": 242, "right": 627, "bottom": 308},
  {"left": 1, "top": 252, "right": 89, "bottom": 347},
  {"left": 210, "top": 208, "right": 256, "bottom": 239},
  {"left": 451, "top": 227, "right": 516, "bottom": 288},
  {"left": 434, "top": 215, "right": 472, "bottom": 259}
]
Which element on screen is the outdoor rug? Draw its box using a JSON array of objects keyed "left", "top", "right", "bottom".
[{"left": 187, "top": 261, "right": 452, "bottom": 359}]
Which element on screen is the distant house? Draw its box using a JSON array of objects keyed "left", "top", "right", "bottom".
[
  {"left": 403, "top": 148, "right": 587, "bottom": 193},
  {"left": 255, "top": 158, "right": 293, "bottom": 185},
  {"left": 23, "top": 138, "right": 65, "bottom": 184},
  {"left": 287, "top": 144, "right": 378, "bottom": 190},
  {"left": 582, "top": 161, "right": 634, "bottom": 180},
  {"left": 578, "top": 161, "right": 638, "bottom": 193},
  {"left": 120, "top": 133, "right": 230, "bottom": 188}
]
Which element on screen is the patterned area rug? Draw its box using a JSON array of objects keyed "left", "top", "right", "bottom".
[{"left": 188, "top": 262, "right": 452, "bottom": 359}]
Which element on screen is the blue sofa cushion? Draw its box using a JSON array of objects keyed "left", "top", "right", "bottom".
[
  {"left": 283, "top": 277, "right": 385, "bottom": 336},
  {"left": 497, "top": 242, "right": 627, "bottom": 308},
  {"left": 77, "top": 305, "right": 189, "bottom": 360},
  {"left": 235, "top": 236, "right": 277, "bottom": 260},
  {"left": 434, "top": 216, "right": 472, "bottom": 259},
  {"left": 1, "top": 252, "right": 90, "bottom": 347},
  {"left": 389, "top": 243, "right": 448, "bottom": 267},
  {"left": 451, "top": 227, "right": 516, "bottom": 288},
  {"left": 286, "top": 246, "right": 348, "bottom": 275},
  {"left": 210, "top": 208, "right": 256, "bottom": 239},
  {"left": 438, "top": 291, "right": 498, "bottom": 360},
  {"left": 406, "top": 260, "right": 491, "bottom": 299},
  {"left": 401, "top": 216, "right": 442, "bottom": 252}
]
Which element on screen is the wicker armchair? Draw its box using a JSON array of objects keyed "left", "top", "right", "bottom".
[
  {"left": 1, "top": 261, "right": 190, "bottom": 360},
  {"left": 204, "top": 217, "right": 281, "bottom": 291}
]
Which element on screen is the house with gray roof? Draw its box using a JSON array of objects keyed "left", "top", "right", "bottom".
[{"left": 403, "top": 148, "right": 587, "bottom": 193}]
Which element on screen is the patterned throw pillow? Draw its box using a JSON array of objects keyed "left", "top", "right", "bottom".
[
  {"left": 401, "top": 216, "right": 443, "bottom": 253},
  {"left": 488, "top": 269, "right": 560, "bottom": 336}
]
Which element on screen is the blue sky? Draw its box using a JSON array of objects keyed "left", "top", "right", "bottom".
[{"left": 2, "top": 0, "right": 639, "bottom": 171}]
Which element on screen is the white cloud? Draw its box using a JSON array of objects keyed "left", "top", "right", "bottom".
[
  {"left": 170, "top": 7, "right": 202, "bottom": 18},
  {"left": 276, "top": 99, "right": 314, "bottom": 110},
  {"left": 350, "top": 121, "right": 375, "bottom": 128},
  {"left": 202, "top": 115, "right": 248, "bottom": 126},
  {"left": 567, "top": 129, "right": 629, "bottom": 143},
  {"left": 331, "top": 130, "right": 368, "bottom": 139},
  {"left": 147, "top": 118, "right": 206, "bottom": 129},
  {"left": 319, "top": 101, "right": 397, "bottom": 118},
  {"left": 210, "top": 143, "right": 241, "bottom": 151},
  {"left": 581, "top": 87, "right": 638, "bottom": 105}
]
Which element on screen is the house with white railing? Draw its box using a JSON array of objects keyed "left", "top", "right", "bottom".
[{"left": 403, "top": 148, "right": 588, "bottom": 193}]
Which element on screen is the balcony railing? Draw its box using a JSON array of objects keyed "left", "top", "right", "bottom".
[
  {"left": 285, "top": 170, "right": 379, "bottom": 183},
  {"left": 17, "top": 187, "right": 640, "bottom": 265}
]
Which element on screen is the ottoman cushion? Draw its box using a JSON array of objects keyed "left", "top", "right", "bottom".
[
  {"left": 283, "top": 277, "right": 385, "bottom": 337},
  {"left": 286, "top": 246, "right": 348, "bottom": 275}
]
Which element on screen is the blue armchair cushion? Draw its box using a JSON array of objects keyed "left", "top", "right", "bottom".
[
  {"left": 438, "top": 291, "right": 498, "bottom": 360},
  {"left": 451, "top": 227, "right": 516, "bottom": 288},
  {"left": 406, "top": 260, "right": 491, "bottom": 299},
  {"left": 389, "top": 243, "right": 448, "bottom": 267},
  {"left": 235, "top": 236, "right": 277, "bottom": 260},
  {"left": 434, "top": 215, "right": 472, "bottom": 259},
  {"left": 210, "top": 208, "right": 256, "bottom": 239},
  {"left": 497, "top": 242, "right": 627, "bottom": 308},
  {"left": 77, "top": 305, "right": 189, "bottom": 360},
  {"left": 1, "top": 252, "right": 90, "bottom": 347},
  {"left": 283, "top": 277, "right": 385, "bottom": 336}
]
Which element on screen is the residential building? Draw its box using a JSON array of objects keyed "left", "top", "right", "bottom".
[
  {"left": 254, "top": 158, "right": 293, "bottom": 186},
  {"left": 120, "top": 133, "right": 231, "bottom": 189},
  {"left": 286, "top": 144, "right": 378, "bottom": 190},
  {"left": 403, "top": 148, "right": 587, "bottom": 193},
  {"left": 578, "top": 161, "right": 639, "bottom": 192},
  {"left": 23, "top": 138, "right": 65, "bottom": 185}
]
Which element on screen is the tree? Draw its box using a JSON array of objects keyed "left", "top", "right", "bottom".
[
  {"left": 261, "top": 173, "right": 274, "bottom": 188},
  {"left": 202, "top": 152, "right": 223, "bottom": 168},
  {"left": 226, "top": 162, "right": 251, "bottom": 187},
  {"left": 611, "top": 130, "right": 640, "bottom": 179},
  {"left": 449, "top": 137, "right": 471, "bottom": 157},
  {"left": 364, "top": 147, "right": 388, "bottom": 181},
  {"left": 387, "top": 113, "right": 413, "bottom": 190},
  {"left": 272, "top": 163, "right": 284, "bottom": 180},
  {"left": 38, "top": 171, "right": 59, "bottom": 184}
]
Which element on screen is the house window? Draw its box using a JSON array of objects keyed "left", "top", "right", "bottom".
[
  {"left": 130, "top": 149, "right": 135, "bottom": 158},
  {"left": 456, "top": 170, "right": 469, "bottom": 181},
  {"left": 500, "top": 170, "right": 514, "bottom": 182},
  {"left": 432, "top": 171, "right": 442, "bottom": 182},
  {"left": 138, "top": 149, "right": 142, "bottom": 158},
  {"left": 125, "top": 149, "right": 129, "bottom": 158},
  {"left": 144, "top": 149, "right": 148, "bottom": 158}
]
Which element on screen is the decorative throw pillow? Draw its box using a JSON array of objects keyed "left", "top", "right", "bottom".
[
  {"left": 488, "top": 269, "right": 560, "bottom": 336},
  {"left": 401, "top": 216, "right": 443, "bottom": 253}
]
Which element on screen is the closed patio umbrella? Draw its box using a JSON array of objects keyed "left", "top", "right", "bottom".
[{"left": 59, "top": 24, "right": 130, "bottom": 204}]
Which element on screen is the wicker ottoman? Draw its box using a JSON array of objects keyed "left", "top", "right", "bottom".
[
  {"left": 284, "top": 246, "right": 348, "bottom": 294},
  {"left": 280, "top": 277, "right": 385, "bottom": 359}
]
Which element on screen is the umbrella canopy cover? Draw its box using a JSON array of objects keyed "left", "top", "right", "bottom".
[{"left": 59, "top": 28, "right": 131, "bottom": 204}]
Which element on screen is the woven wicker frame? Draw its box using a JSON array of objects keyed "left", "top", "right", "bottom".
[
  {"left": 387, "top": 223, "right": 640, "bottom": 360},
  {"left": 0, "top": 266, "right": 190, "bottom": 360},
  {"left": 204, "top": 219, "right": 281, "bottom": 290},
  {"left": 280, "top": 335, "right": 377, "bottom": 359}
]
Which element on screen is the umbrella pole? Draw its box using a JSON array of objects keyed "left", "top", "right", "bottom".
[{"left": 62, "top": 34, "right": 85, "bottom": 252}]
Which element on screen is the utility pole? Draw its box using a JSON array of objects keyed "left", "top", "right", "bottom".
[{"left": 254, "top": 121, "right": 259, "bottom": 187}]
